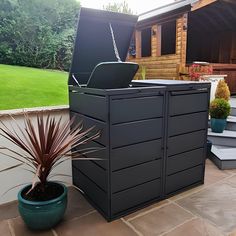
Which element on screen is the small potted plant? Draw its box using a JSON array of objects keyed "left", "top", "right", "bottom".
[
  {"left": 210, "top": 98, "right": 231, "bottom": 133},
  {"left": 0, "top": 112, "right": 100, "bottom": 230}
]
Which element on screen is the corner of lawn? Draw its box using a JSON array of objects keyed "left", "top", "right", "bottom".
[{"left": 0, "top": 64, "right": 69, "bottom": 110}]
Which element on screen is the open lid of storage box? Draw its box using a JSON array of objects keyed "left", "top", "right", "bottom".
[{"left": 68, "top": 7, "right": 138, "bottom": 86}]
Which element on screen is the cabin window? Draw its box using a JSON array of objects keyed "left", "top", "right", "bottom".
[
  {"left": 161, "top": 20, "right": 176, "bottom": 55},
  {"left": 141, "top": 28, "right": 151, "bottom": 57}
]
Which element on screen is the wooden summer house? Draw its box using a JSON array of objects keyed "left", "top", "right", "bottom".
[{"left": 127, "top": 0, "right": 236, "bottom": 93}]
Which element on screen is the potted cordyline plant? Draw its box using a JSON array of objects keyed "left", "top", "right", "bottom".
[{"left": 0, "top": 112, "right": 100, "bottom": 230}]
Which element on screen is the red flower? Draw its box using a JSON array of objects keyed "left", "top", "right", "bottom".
[{"left": 189, "top": 63, "right": 213, "bottom": 81}]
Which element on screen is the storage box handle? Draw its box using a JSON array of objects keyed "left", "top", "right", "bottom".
[{"left": 170, "top": 89, "right": 208, "bottom": 96}]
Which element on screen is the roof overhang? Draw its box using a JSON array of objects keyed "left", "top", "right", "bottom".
[{"left": 137, "top": 0, "right": 198, "bottom": 28}]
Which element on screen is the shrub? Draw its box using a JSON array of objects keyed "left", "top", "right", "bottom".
[
  {"left": 215, "top": 79, "right": 230, "bottom": 101},
  {"left": 210, "top": 98, "right": 231, "bottom": 119},
  {"left": 0, "top": 0, "right": 80, "bottom": 71}
]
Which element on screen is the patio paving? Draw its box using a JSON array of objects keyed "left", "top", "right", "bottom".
[{"left": 0, "top": 159, "right": 236, "bottom": 236}]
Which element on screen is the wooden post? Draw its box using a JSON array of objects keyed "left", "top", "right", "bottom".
[
  {"left": 180, "top": 13, "right": 188, "bottom": 68},
  {"left": 175, "top": 14, "right": 188, "bottom": 79},
  {"left": 176, "top": 18, "right": 181, "bottom": 56}
]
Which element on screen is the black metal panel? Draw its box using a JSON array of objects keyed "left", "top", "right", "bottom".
[
  {"left": 111, "top": 179, "right": 161, "bottom": 215},
  {"left": 111, "top": 118, "right": 163, "bottom": 148},
  {"left": 111, "top": 159, "right": 161, "bottom": 193},
  {"left": 169, "top": 112, "right": 207, "bottom": 136},
  {"left": 77, "top": 141, "right": 108, "bottom": 170},
  {"left": 73, "top": 161, "right": 107, "bottom": 192},
  {"left": 165, "top": 165, "right": 203, "bottom": 194},
  {"left": 110, "top": 96, "right": 163, "bottom": 124},
  {"left": 166, "top": 148, "right": 204, "bottom": 175},
  {"left": 132, "top": 80, "right": 211, "bottom": 91},
  {"left": 69, "top": 92, "right": 107, "bottom": 121},
  {"left": 168, "top": 130, "right": 205, "bottom": 156},
  {"left": 169, "top": 91, "right": 208, "bottom": 115},
  {"left": 72, "top": 167, "right": 108, "bottom": 214},
  {"left": 73, "top": 113, "right": 107, "bottom": 146},
  {"left": 111, "top": 139, "right": 162, "bottom": 171}
]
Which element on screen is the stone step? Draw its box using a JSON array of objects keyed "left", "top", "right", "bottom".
[
  {"left": 207, "top": 129, "right": 236, "bottom": 147},
  {"left": 206, "top": 97, "right": 236, "bottom": 170},
  {"left": 231, "top": 107, "right": 236, "bottom": 116},
  {"left": 230, "top": 98, "right": 236, "bottom": 116},
  {"left": 209, "top": 145, "right": 236, "bottom": 169},
  {"left": 226, "top": 116, "right": 236, "bottom": 131}
]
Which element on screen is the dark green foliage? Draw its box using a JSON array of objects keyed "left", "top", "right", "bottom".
[
  {"left": 210, "top": 98, "right": 231, "bottom": 119},
  {"left": 0, "top": 0, "right": 80, "bottom": 70}
]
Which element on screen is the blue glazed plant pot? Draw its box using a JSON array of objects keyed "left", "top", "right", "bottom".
[
  {"left": 211, "top": 118, "right": 227, "bottom": 133},
  {"left": 18, "top": 182, "right": 67, "bottom": 230}
]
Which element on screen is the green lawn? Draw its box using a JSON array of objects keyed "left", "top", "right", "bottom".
[{"left": 0, "top": 64, "right": 68, "bottom": 110}]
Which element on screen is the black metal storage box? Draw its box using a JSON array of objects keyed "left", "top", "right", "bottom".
[
  {"left": 133, "top": 80, "right": 211, "bottom": 197},
  {"left": 68, "top": 8, "right": 211, "bottom": 221},
  {"left": 70, "top": 85, "right": 166, "bottom": 220},
  {"left": 69, "top": 7, "right": 166, "bottom": 220}
]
